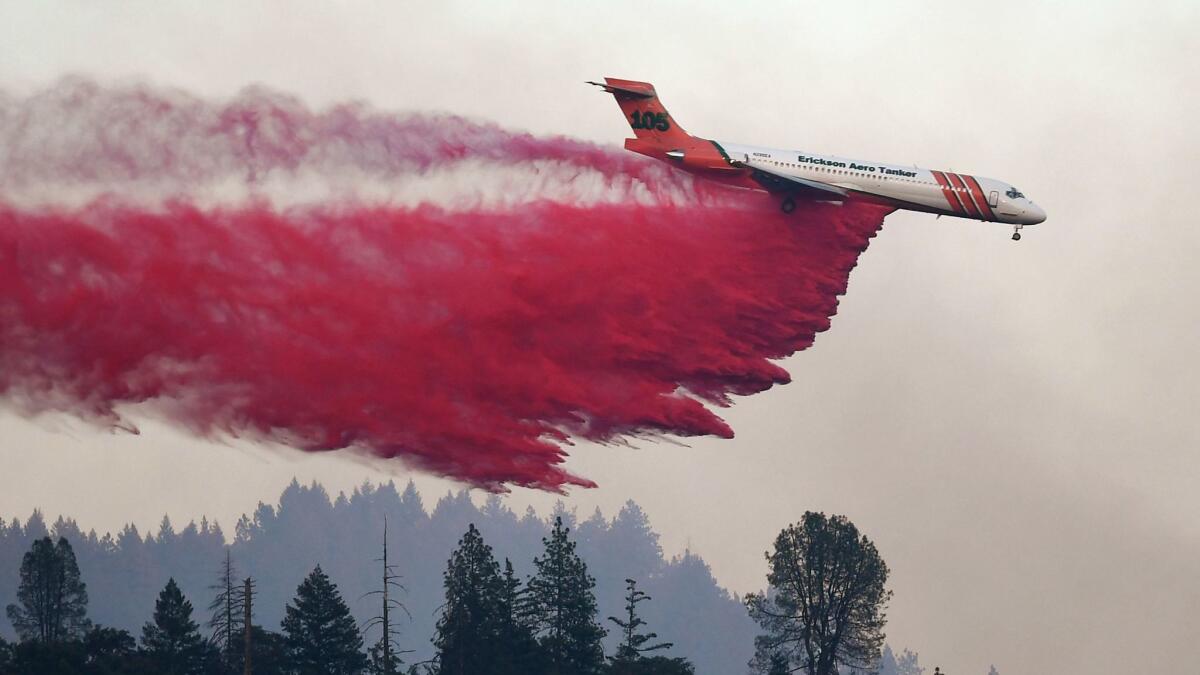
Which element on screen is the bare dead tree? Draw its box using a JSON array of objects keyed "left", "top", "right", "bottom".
[
  {"left": 208, "top": 550, "right": 245, "bottom": 671},
  {"left": 361, "top": 516, "right": 412, "bottom": 674}
]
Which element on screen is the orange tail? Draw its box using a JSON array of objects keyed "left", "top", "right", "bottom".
[
  {"left": 589, "top": 77, "right": 735, "bottom": 172},
  {"left": 588, "top": 77, "right": 693, "bottom": 146}
]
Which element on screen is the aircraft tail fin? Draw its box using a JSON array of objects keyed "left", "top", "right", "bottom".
[
  {"left": 588, "top": 77, "right": 736, "bottom": 171},
  {"left": 588, "top": 77, "right": 694, "bottom": 147}
]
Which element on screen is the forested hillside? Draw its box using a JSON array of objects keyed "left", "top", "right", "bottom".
[{"left": 0, "top": 480, "right": 756, "bottom": 674}]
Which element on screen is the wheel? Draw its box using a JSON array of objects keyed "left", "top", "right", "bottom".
[
  {"left": 781, "top": 197, "right": 796, "bottom": 214},
  {"left": 1012, "top": 232, "right": 1022, "bottom": 241}
]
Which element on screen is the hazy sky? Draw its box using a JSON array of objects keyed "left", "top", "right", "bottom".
[{"left": 2, "top": 2, "right": 1198, "bottom": 673}]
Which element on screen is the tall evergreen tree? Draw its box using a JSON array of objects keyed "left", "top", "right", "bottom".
[
  {"left": 525, "top": 516, "right": 606, "bottom": 675},
  {"left": 497, "top": 558, "right": 543, "bottom": 675},
  {"left": 281, "top": 566, "right": 367, "bottom": 675},
  {"left": 5, "top": 536, "right": 90, "bottom": 642},
  {"left": 433, "top": 524, "right": 506, "bottom": 675},
  {"left": 240, "top": 576, "right": 256, "bottom": 675},
  {"left": 141, "top": 578, "right": 214, "bottom": 675},
  {"left": 746, "top": 513, "right": 891, "bottom": 675},
  {"left": 0, "top": 633, "right": 12, "bottom": 672},
  {"left": 606, "top": 578, "right": 693, "bottom": 675},
  {"left": 608, "top": 578, "right": 671, "bottom": 661}
]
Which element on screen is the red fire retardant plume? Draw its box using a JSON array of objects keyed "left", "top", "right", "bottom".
[{"left": 0, "top": 81, "right": 889, "bottom": 490}]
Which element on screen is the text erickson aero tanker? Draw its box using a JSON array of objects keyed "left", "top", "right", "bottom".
[{"left": 590, "top": 78, "right": 1046, "bottom": 240}]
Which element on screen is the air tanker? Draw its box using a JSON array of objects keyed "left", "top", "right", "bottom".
[{"left": 590, "top": 78, "right": 1046, "bottom": 240}]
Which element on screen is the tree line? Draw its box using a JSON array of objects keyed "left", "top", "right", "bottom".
[
  {"left": 0, "top": 481, "right": 756, "bottom": 674},
  {"left": 0, "top": 516, "right": 697, "bottom": 675},
  {"left": 0, "top": 480, "right": 953, "bottom": 675}
]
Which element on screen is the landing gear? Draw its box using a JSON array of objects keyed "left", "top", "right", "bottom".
[
  {"left": 781, "top": 196, "right": 796, "bottom": 214},
  {"left": 1012, "top": 225, "right": 1023, "bottom": 241}
]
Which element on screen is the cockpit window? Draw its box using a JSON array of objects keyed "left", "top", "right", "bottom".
[{"left": 1006, "top": 187, "right": 1025, "bottom": 199}]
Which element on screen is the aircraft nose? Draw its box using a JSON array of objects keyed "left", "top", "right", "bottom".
[{"left": 1025, "top": 203, "right": 1046, "bottom": 225}]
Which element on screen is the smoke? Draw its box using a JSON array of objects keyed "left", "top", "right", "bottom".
[
  {"left": 0, "top": 77, "right": 690, "bottom": 210},
  {"left": 0, "top": 79, "right": 889, "bottom": 490}
]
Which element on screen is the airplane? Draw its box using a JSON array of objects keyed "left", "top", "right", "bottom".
[{"left": 588, "top": 77, "right": 1046, "bottom": 241}]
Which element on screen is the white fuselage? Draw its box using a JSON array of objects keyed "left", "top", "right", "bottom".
[{"left": 718, "top": 141, "right": 1046, "bottom": 226}]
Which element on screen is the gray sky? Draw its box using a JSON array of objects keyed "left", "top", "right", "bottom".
[{"left": 2, "top": 1, "right": 1198, "bottom": 673}]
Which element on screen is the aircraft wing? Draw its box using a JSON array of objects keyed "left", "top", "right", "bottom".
[{"left": 739, "top": 161, "right": 849, "bottom": 199}]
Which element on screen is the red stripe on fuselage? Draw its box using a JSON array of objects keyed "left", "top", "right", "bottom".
[
  {"left": 962, "top": 175, "right": 996, "bottom": 221},
  {"left": 946, "top": 173, "right": 980, "bottom": 217},
  {"left": 931, "top": 171, "right": 964, "bottom": 214}
]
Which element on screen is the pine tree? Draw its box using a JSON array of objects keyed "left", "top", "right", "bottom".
[
  {"left": 142, "top": 578, "right": 214, "bottom": 675},
  {"left": 5, "top": 536, "right": 91, "bottom": 642},
  {"left": 281, "top": 566, "right": 368, "bottom": 675},
  {"left": 606, "top": 578, "right": 693, "bottom": 675},
  {"left": 525, "top": 516, "right": 606, "bottom": 675},
  {"left": 609, "top": 502, "right": 663, "bottom": 579},
  {"left": 242, "top": 576, "right": 256, "bottom": 675},
  {"left": 497, "top": 558, "right": 542, "bottom": 675},
  {"left": 433, "top": 524, "right": 506, "bottom": 675},
  {"left": 608, "top": 578, "right": 671, "bottom": 661}
]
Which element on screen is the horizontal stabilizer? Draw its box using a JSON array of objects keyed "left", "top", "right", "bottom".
[{"left": 587, "top": 80, "right": 655, "bottom": 99}]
